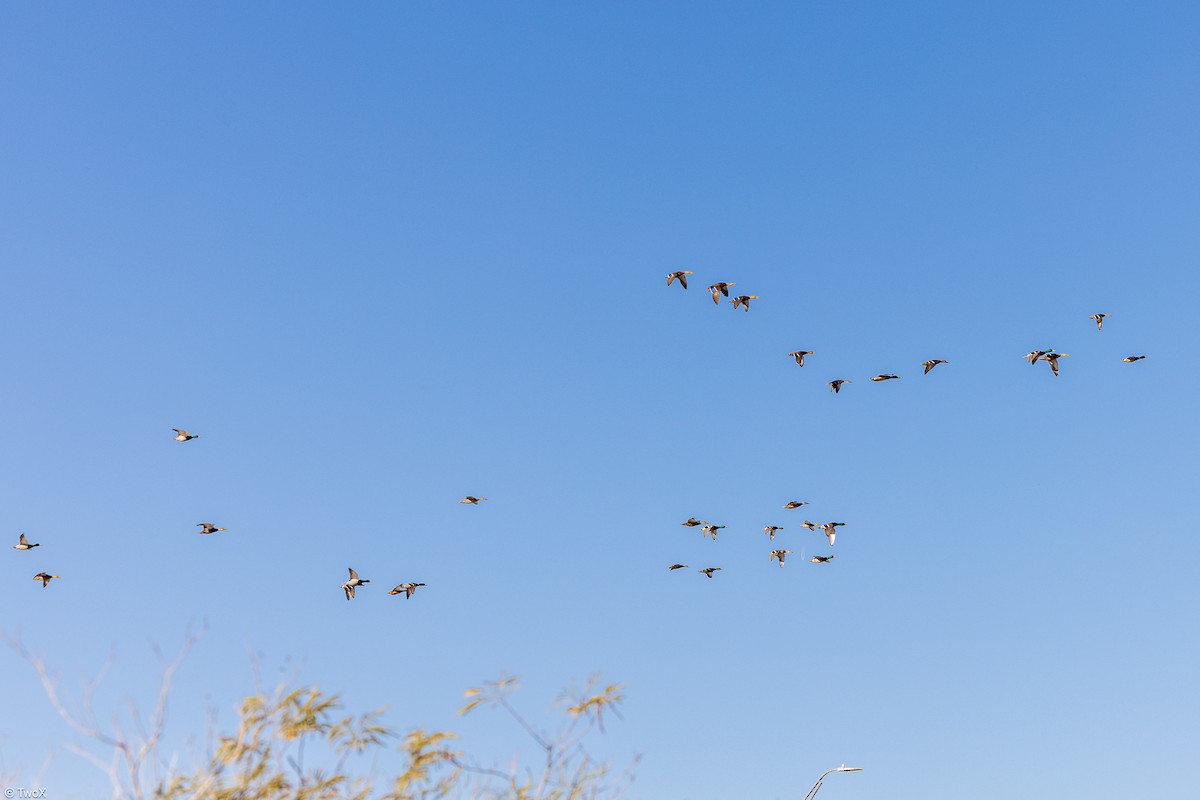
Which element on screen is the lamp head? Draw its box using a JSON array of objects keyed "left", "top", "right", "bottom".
[{"left": 835, "top": 765, "right": 862, "bottom": 773}]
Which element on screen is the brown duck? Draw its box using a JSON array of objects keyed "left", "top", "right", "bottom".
[
  {"left": 667, "top": 270, "right": 694, "bottom": 288},
  {"left": 708, "top": 282, "right": 735, "bottom": 305},
  {"left": 1043, "top": 351, "right": 1069, "bottom": 377}
]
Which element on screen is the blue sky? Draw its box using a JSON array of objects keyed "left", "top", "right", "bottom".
[{"left": 1, "top": 2, "right": 1198, "bottom": 797}]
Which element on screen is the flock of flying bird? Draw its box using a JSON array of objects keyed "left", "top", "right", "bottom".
[
  {"left": 669, "top": 511, "right": 845, "bottom": 580},
  {"left": 8, "top": 276, "right": 1149, "bottom": 598},
  {"left": 9, "top": 425, "right": 456, "bottom": 602},
  {"left": 662, "top": 270, "right": 1149, "bottom": 579}
]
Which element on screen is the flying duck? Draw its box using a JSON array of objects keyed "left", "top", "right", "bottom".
[
  {"left": 1043, "top": 351, "right": 1069, "bottom": 377},
  {"left": 1024, "top": 350, "right": 1048, "bottom": 365},
  {"left": 666, "top": 270, "right": 694, "bottom": 288},
  {"left": 668, "top": 563, "right": 690, "bottom": 571},
  {"left": 871, "top": 374, "right": 900, "bottom": 382},
  {"left": 730, "top": 295, "right": 759, "bottom": 312},
  {"left": 763, "top": 526, "right": 784, "bottom": 540},
  {"left": 172, "top": 429, "right": 200, "bottom": 442},
  {"left": 810, "top": 555, "right": 836, "bottom": 564},
  {"left": 819, "top": 522, "right": 845, "bottom": 545},
  {"left": 828, "top": 379, "right": 851, "bottom": 393},
  {"left": 342, "top": 568, "right": 369, "bottom": 600},
  {"left": 698, "top": 567, "right": 722, "bottom": 579},
  {"left": 681, "top": 517, "right": 706, "bottom": 527},
  {"left": 389, "top": 582, "right": 426, "bottom": 599},
  {"left": 196, "top": 523, "right": 227, "bottom": 535},
  {"left": 789, "top": 351, "right": 814, "bottom": 367},
  {"left": 1121, "top": 355, "right": 1147, "bottom": 363},
  {"left": 701, "top": 524, "right": 726, "bottom": 540},
  {"left": 459, "top": 496, "right": 488, "bottom": 505},
  {"left": 769, "top": 549, "right": 793, "bottom": 568},
  {"left": 12, "top": 533, "right": 39, "bottom": 550},
  {"left": 783, "top": 501, "right": 809, "bottom": 509},
  {"left": 1089, "top": 313, "right": 1110, "bottom": 330},
  {"left": 801, "top": 520, "right": 819, "bottom": 532},
  {"left": 33, "top": 572, "right": 60, "bottom": 587},
  {"left": 922, "top": 359, "right": 948, "bottom": 374},
  {"left": 708, "top": 282, "right": 735, "bottom": 304}
]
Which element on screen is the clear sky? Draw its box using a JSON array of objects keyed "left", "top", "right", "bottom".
[{"left": 2, "top": 2, "right": 1198, "bottom": 798}]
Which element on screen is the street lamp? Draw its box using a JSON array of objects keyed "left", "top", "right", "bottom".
[{"left": 803, "top": 764, "right": 862, "bottom": 799}]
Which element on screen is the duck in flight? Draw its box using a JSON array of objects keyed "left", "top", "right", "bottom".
[
  {"left": 810, "top": 555, "right": 836, "bottom": 564},
  {"left": 819, "top": 522, "right": 845, "bottom": 545},
  {"left": 1043, "top": 351, "right": 1069, "bottom": 377},
  {"left": 342, "top": 568, "right": 369, "bottom": 600},
  {"left": 459, "top": 496, "right": 488, "bottom": 505},
  {"left": 701, "top": 524, "right": 726, "bottom": 540},
  {"left": 828, "top": 379, "right": 851, "bottom": 393},
  {"left": 801, "top": 520, "right": 818, "bottom": 532},
  {"left": 731, "top": 295, "right": 760, "bottom": 312},
  {"left": 1089, "top": 313, "right": 1110, "bottom": 330},
  {"left": 784, "top": 501, "right": 809, "bottom": 509},
  {"left": 12, "top": 533, "right": 39, "bottom": 550},
  {"left": 769, "top": 549, "right": 793, "bottom": 568},
  {"left": 922, "top": 359, "right": 948, "bottom": 374},
  {"left": 698, "top": 567, "right": 722, "bottom": 579},
  {"left": 1122, "top": 355, "right": 1147, "bottom": 363},
  {"left": 789, "top": 351, "right": 814, "bottom": 367},
  {"left": 668, "top": 563, "right": 690, "bottom": 571},
  {"left": 33, "top": 572, "right": 60, "bottom": 587},
  {"left": 708, "top": 282, "right": 735, "bottom": 305},
  {"left": 871, "top": 374, "right": 900, "bottom": 382},
  {"left": 172, "top": 429, "right": 200, "bottom": 442},
  {"left": 666, "top": 270, "right": 693, "bottom": 288},
  {"left": 681, "top": 517, "right": 706, "bottom": 527},
  {"left": 389, "top": 582, "right": 426, "bottom": 599},
  {"left": 196, "top": 523, "right": 227, "bottom": 535},
  {"left": 763, "top": 526, "right": 784, "bottom": 540}
]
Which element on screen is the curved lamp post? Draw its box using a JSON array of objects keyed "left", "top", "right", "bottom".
[{"left": 803, "top": 764, "right": 862, "bottom": 800}]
